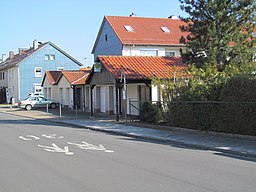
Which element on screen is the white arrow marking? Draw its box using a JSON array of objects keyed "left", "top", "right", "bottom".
[
  {"left": 19, "top": 135, "right": 40, "bottom": 141},
  {"left": 38, "top": 143, "right": 74, "bottom": 155},
  {"left": 68, "top": 141, "right": 114, "bottom": 153}
]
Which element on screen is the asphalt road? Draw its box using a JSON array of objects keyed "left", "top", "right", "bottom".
[{"left": 0, "top": 112, "right": 255, "bottom": 192}]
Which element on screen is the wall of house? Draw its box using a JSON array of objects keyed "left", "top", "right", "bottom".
[
  {"left": 18, "top": 43, "right": 80, "bottom": 101},
  {"left": 151, "top": 85, "right": 160, "bottom": 102},
  {"left": 0, "top": 70, "right": 8, "bottom": 89},
  {"left": 126, "top": 84, "right": 139, "bottom": 115},
  {"left": 122, "top": 45, "right": 185, "bottom": 57},
  {"left": 6, "top": 67, "right": 19, "bottom": 102},
  {"left": 57, "top": 77, "right": 73, "bottom": 108},
  {"left": 93, "top": 21, "right": 123, "bottom": 61},
  {"left": 42, "top": 78, "right": 59, "bottom": 101}
]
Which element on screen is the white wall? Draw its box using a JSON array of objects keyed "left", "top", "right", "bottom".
[
  {"left": 6, "top": 67, "right": 19, "bottom": 101},
  {"left": 57, "top": 77, "right": 74, "bottom": 108},
  {"left": 122, "top": 45, "right": 185, "bottom": 57}
]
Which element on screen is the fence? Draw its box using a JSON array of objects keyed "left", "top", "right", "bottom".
[{"left": 129, "top": 100, "right": 256, "bottom": 136}]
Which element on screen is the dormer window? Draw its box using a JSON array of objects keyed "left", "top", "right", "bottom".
[
  {"left": 124, "top": 25, "right": 134, "bottom": 32},
  {"left": 161, "top": 26, "right": 170, "bottom": 33}
]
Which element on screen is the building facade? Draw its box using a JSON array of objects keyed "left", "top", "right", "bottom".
[{"left": 0, "top": 40, "right": 82, "bottom": 102}]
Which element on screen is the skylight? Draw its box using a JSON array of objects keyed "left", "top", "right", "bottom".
[
  {"left": 124, "top": 25, "right": 134, "bottom": 32},
  {"left": 161, "top": 26, "right": 170, "bottom": 33}
]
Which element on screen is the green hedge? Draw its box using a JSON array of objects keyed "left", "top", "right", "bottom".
[
  {"left": 165, "top": 76, "right": 256, "bottom": 136},
  {"left": 166, "top": 101, "right": 256, "bottom": 136},
  {"left": 139, "top": 102, "right": 163, "bottom": 124}
]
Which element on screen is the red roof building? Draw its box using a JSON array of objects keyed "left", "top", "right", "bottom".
[{"left": 92, "top": 15, "right": 189, "bottom": 61}]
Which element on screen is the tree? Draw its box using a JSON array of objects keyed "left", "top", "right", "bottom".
[{"left": 179, "top": 0, "right": 256, "bottom": 70}]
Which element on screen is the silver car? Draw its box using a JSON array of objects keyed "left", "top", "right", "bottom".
[{"left": 19, "top": 96, "right": 59, "bottom": 110}]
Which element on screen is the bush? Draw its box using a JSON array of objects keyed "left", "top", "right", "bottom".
[
  {"left": 165, "top": 102, "right": 195, "bottom": 129},
  {"left": 140, "top": 102, "right": 163, "bottom": 124}
]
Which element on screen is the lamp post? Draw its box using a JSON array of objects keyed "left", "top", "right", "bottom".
[{"left": 120, "top": 71, "right": 127, "bottom": 125}]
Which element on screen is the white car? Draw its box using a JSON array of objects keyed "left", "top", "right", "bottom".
[
  {"left": 19, "top": 96, "right": 59, "bottom": 110},
  {"left": 28, "top": 92, "right": 44, "bottom": 97}
]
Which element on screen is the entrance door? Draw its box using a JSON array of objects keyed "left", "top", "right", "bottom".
[{"left": 75, "top": 88, "right": 81, "bottom": 109}]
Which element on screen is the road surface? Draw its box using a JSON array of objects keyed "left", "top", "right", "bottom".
[{"left": 0, "top": 112, "right": 255, "bottom": 192}]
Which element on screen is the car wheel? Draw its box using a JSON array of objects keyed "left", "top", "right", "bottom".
[
  {"left": 50, "top": 103, "right": 57, "bottom": 109},
  {"left": 25, "top": 104, "right": 32, "bottom": 110}
]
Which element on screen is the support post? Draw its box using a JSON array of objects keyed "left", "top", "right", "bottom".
[{"left": 115, "top": 83, "right": 119, "bottom": 121}]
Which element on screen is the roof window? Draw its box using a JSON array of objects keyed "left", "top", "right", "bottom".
[
  {"left": 124, "top": 25, "right": 134, "bottom": 32},
  {"left": 161, "top": 26, "right": 170, "bottom": 33}
]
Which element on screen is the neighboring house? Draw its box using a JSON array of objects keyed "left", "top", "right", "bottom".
[
  {"left": 42, "top": 69, "right": 90, "bottom": 110},
  {"left": 88, "top": 56, "right": 187, "bottom": 120},
  {"left": 42, "top": 71, "right": 62, "bottom": 101},
  {"left": 91, "top": 15, "right": 189, "bottom": 60},
  {"left": 0, "top": 40, "right": 82, "bottom": 102}
]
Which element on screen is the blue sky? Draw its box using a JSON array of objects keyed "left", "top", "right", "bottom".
[{"left": 0, "top": 0, "right": 186, "bottom": 67}]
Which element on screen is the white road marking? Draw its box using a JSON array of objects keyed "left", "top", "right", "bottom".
[
  {"left": 68, "top": 141, "right": 114, "bottom": 153},
  {"left": 42, "top": 134, "right": 64, "bottom": 139},
  {"left": 19, "top": 135, "right": 40, "bottom": 141},
  {"left": 38, "top": 143, "right": 74, "bottom": 155}
]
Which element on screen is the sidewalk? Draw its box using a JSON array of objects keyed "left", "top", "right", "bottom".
[{"left": 1, "top": 106, "right": 256, "bottom": 159}]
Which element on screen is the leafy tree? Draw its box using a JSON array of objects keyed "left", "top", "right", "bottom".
[{"left": 179, "top": 0, "right": 256, "bottom": 70}]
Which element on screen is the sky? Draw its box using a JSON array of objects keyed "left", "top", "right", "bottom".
[{"left": 0, "top": 0, "right": 186, "bottom": 67}]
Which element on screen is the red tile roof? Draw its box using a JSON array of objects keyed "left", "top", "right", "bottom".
[
  {"left": 61, "top": 70, "right": 90, "bottom": 85},
  {"left": 98, "top": 56, "right": 188, "bottom": 80},
  {"left": 45, "top": 71, "right": 62, "bottom": 85},
  {"left": 105, "top": 16, "right": 189, "bottom": 45}
]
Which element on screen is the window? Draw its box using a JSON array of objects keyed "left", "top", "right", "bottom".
[
  {"left": 57, "top": 67, "right": 65, "bottom": 71},
  {"left": 124, "top": 25, "right": 134, "bottom": 32},
  {"left": 140, "top": 50, "right": 158, "bottom": 56},
  {"left": 45, "top": 54, "right": 49, "bottom": 60},
  {"left": 165, "top": 51, "right": 176, "bottom": 57},
  {"left": 34, "top": 67, "right": 42, "bottom": 77},
  {"left": 161, "top": 26, "right": 170, "bottom": 33},
  {"left": 45, "top": 54, "right": 55, "bottom": 60},
  {"left": 105, "top": 34, "right": 108, "bottom": 41},
  {"left": 50, "top": 54, "right": 55, "bottom": 60}
]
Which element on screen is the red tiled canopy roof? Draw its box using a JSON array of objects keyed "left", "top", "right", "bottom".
[
  {"left": 61, "top": 70, "right": 90, "bottom": 85},
  {"left": 45, "top": 71, "right": 62, "bottom": 85},
  {"left": 105, "top": 16, "right": 189, "bottom": 45},
  {"left": 44, "top": 70, "right": 90, "bottom": 85},
  {"left": 98, "top": 56, "right": 188, "bottom": 80}
]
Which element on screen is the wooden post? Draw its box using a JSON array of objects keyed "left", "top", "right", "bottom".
[{"left": 90, "top": 85, "right": 95, "bottom": 117}]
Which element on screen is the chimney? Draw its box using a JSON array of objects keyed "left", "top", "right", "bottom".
[
  {"left": 18, "top": 48, "right": 25, "bottom": 55},
  {"left": 33, "top": 39, "right": 39, "bottom": 50},
  {"left": 2, "top": 54, "right": 6, "bottom": 62},
  {"left": 130, "top": 13, "right": 136, "bottom": 17},
  {"left": 9, "top": 51, "right": 14, "bottom": 60},
  {"left": 168, "top": 15, "right": 179, "bottom": 20}
]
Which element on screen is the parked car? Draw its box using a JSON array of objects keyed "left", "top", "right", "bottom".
[
  {"left": 19, "top": 96, "right": 59, "bottom": 110},
  {"left": 28, "top": 92, "right": 44, "bottom": 97}
]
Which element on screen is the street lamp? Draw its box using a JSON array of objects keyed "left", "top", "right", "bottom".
[{"left": 120, "top": 71, "right": 127, "bottom": 125}]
